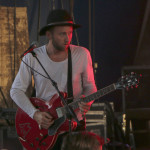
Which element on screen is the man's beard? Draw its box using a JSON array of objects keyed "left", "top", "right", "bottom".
[{"left": 52, "top": 39, "right": 68, "bottom": 51}]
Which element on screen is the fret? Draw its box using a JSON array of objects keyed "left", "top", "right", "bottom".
[
  {"left": 84, "top": 84, "right": 116, "bottom": 103},
  {"left": 84, "top": 96, "right": 91, "bottom": 103},
  {"left": 69, "top": 101, "right": 79, "bottom": 110},
  {"left": 67, "top": 84, "right": 116, "bottom": 111}
]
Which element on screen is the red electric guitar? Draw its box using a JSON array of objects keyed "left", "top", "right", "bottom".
[{"left": 15, "top": 72, "right": 140, "bottom": 150}]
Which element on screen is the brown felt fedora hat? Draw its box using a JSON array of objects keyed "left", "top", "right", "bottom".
[{"left": 39, "top": 9, "right": 81, "bottom": 36}]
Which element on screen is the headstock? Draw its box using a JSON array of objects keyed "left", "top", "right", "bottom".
[{"left": 115, "top": 72, "right": 141, "bottom": 90}]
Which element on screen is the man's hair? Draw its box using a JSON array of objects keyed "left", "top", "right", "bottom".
[
  {"left": 47, "top": 26, "right": 55, "bottom": 34},
  {"left": 61, "top": 131, "right": 103, "bottom": 150}
]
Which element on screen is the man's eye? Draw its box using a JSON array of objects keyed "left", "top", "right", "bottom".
[{"left": 60, "top": 33, "right": 65, "bottom": 36}]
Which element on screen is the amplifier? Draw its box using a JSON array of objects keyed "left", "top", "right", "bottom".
[
  {"left": 0, "top": 107, "right": 16, "bottom": 120},
  {"left": 0, "top": 108, "right": 22, "bottom": 150},
  {"left": 0, "top": 126, "right": 22, "bottom": 150},
  {"left": 85, "top": 102, "right": 114, "bottom": 145}
]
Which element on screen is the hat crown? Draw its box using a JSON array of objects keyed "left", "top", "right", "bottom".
[
  {"left": 39, "top": 9, "right": 80, "bottom": 36},
  {"left": 47, "top": 9, "right": 73, "bottom": 24}
]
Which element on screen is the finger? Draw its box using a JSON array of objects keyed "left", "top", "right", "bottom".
[
  {"left": 43, "top": 112, "right": 53, "bottom": 119},
  {"left": 42, "top": 117, "right": 53, "bottom": 124},
  {"left": 41, "top": 124, "right": 49, "bottom": 129},
  {"left": 43, "top": 120, "right": 54, "bottom": 127},
  {"left": 79, "top": 104, "right": 90, "bottom": 111},
  {"left": 41, "top": 120, "right": 54, "bottom": 129},
  {"left": 79, "top": 103, "right": 88, "bottom": 112},
  {"left": 81, "top": 110, "right": 87, "bottom": 114},
  {"left": 42, "top": 112, "right": 53, "bottom": 121},
  {"left": 79, "top": 103, "right": 90, "bottom": 109},
  {"left": 79, "top": 102, "right": 87, "bottom": 108},
  {"left": 79, "top": 106, "right": 86, "bottom": 113},
  {"left": 81, "top": 104, "right": 90, "bottom": 109},
  {"left": 80, "top": 95, "right": 85, "bottom": 98},
  {"left": 80, "top": 102, "right": 91, "bottom": 106},
  {"left": 80, "top": 102, "right": 87, "bottom": 106},
  {"left": 80, "top": 109, "right": 86, "bottom": 115},
  {"left": 78, "top": 103, "right": 82, "bottom": 110},
  {"left": 80, "top": 107, "right": 89, "bottom": 115}
]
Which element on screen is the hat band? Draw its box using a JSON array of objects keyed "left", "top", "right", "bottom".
[{"left": 47, "top": 21, "right": 74, "bottom": 26}]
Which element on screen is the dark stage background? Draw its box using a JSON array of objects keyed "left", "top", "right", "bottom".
[
  {"left": 0, "top": 0, "right": 147, "bottom": 111},
  {"left": 1, "top": 1, "right": 150, "bottom": 150}
]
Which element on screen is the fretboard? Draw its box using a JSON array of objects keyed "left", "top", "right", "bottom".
[{"left": 69, "top": 84, "right": 116, "bottom": 110}]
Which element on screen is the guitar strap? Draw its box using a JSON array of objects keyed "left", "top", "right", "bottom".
[
  {"left": 67, "top": 47, "right": 85, "bottom": 130},
  {"left": 67, "top": 47, "right": 73, "bottom": 104}
]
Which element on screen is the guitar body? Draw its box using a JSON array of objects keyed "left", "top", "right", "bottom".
[{"left": 15, "top": 93, "right": 77, "bottom": 150}]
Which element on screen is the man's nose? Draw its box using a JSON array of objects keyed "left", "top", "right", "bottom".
[{"left": 65, "top": 34, "right": 70, "bottom": 42}]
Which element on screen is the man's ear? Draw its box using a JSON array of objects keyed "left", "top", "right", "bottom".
[{"left": 46, "top": 31, "right": 52, "bottom": 39}]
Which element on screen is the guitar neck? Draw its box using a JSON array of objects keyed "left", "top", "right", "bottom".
[{"left": 69, "top": 83, "right": 116, "bottom": 110}]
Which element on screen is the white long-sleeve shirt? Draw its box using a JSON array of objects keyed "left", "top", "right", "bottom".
[{"left": 10, "top": 44, "right": 97, "bottom": 120}]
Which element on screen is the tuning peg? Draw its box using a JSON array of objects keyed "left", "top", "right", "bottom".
[
  {"left": 126, "top": 87, "right": 129, "bottom": 91},
  {"left": 130, "top": 72, "right": 135, "bottom": 76},
  {"left": 131, "top": 86, "right": 134, "bottom": 89},
  {"left": 135, "top": 85, "right": 138, "bottom": 88}
]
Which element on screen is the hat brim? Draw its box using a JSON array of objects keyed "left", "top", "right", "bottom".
[{"left": 39, "top": 23, "right": 81, "bottom": 36}]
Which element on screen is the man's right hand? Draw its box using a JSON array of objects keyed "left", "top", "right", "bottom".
[{"left": 33, "top": 111, "right": 54, "bottom": 129}]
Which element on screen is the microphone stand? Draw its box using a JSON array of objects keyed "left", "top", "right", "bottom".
[{"left": 30, "top": 51, "right": 80, "bottom": 134}]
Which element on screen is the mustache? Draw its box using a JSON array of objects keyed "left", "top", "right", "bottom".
[{"left": 64, "top": 43, "right": 70, "bottom": 45}]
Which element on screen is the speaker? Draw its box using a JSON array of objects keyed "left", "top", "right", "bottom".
[
  {"left": 0, "top": 126, "right": 23, "bottom": 150},
  {"left": 85, "top": 102, "right": 114, "bottom": 149}
]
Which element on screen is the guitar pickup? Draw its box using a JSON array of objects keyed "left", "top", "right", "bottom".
[{"left": 56, "top": 107, "right": 67, "bottom": 118}]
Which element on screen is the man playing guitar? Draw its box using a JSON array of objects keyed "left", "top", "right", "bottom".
[{"left": 10, "top": 9, "right": 97, "bottom": 150}]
